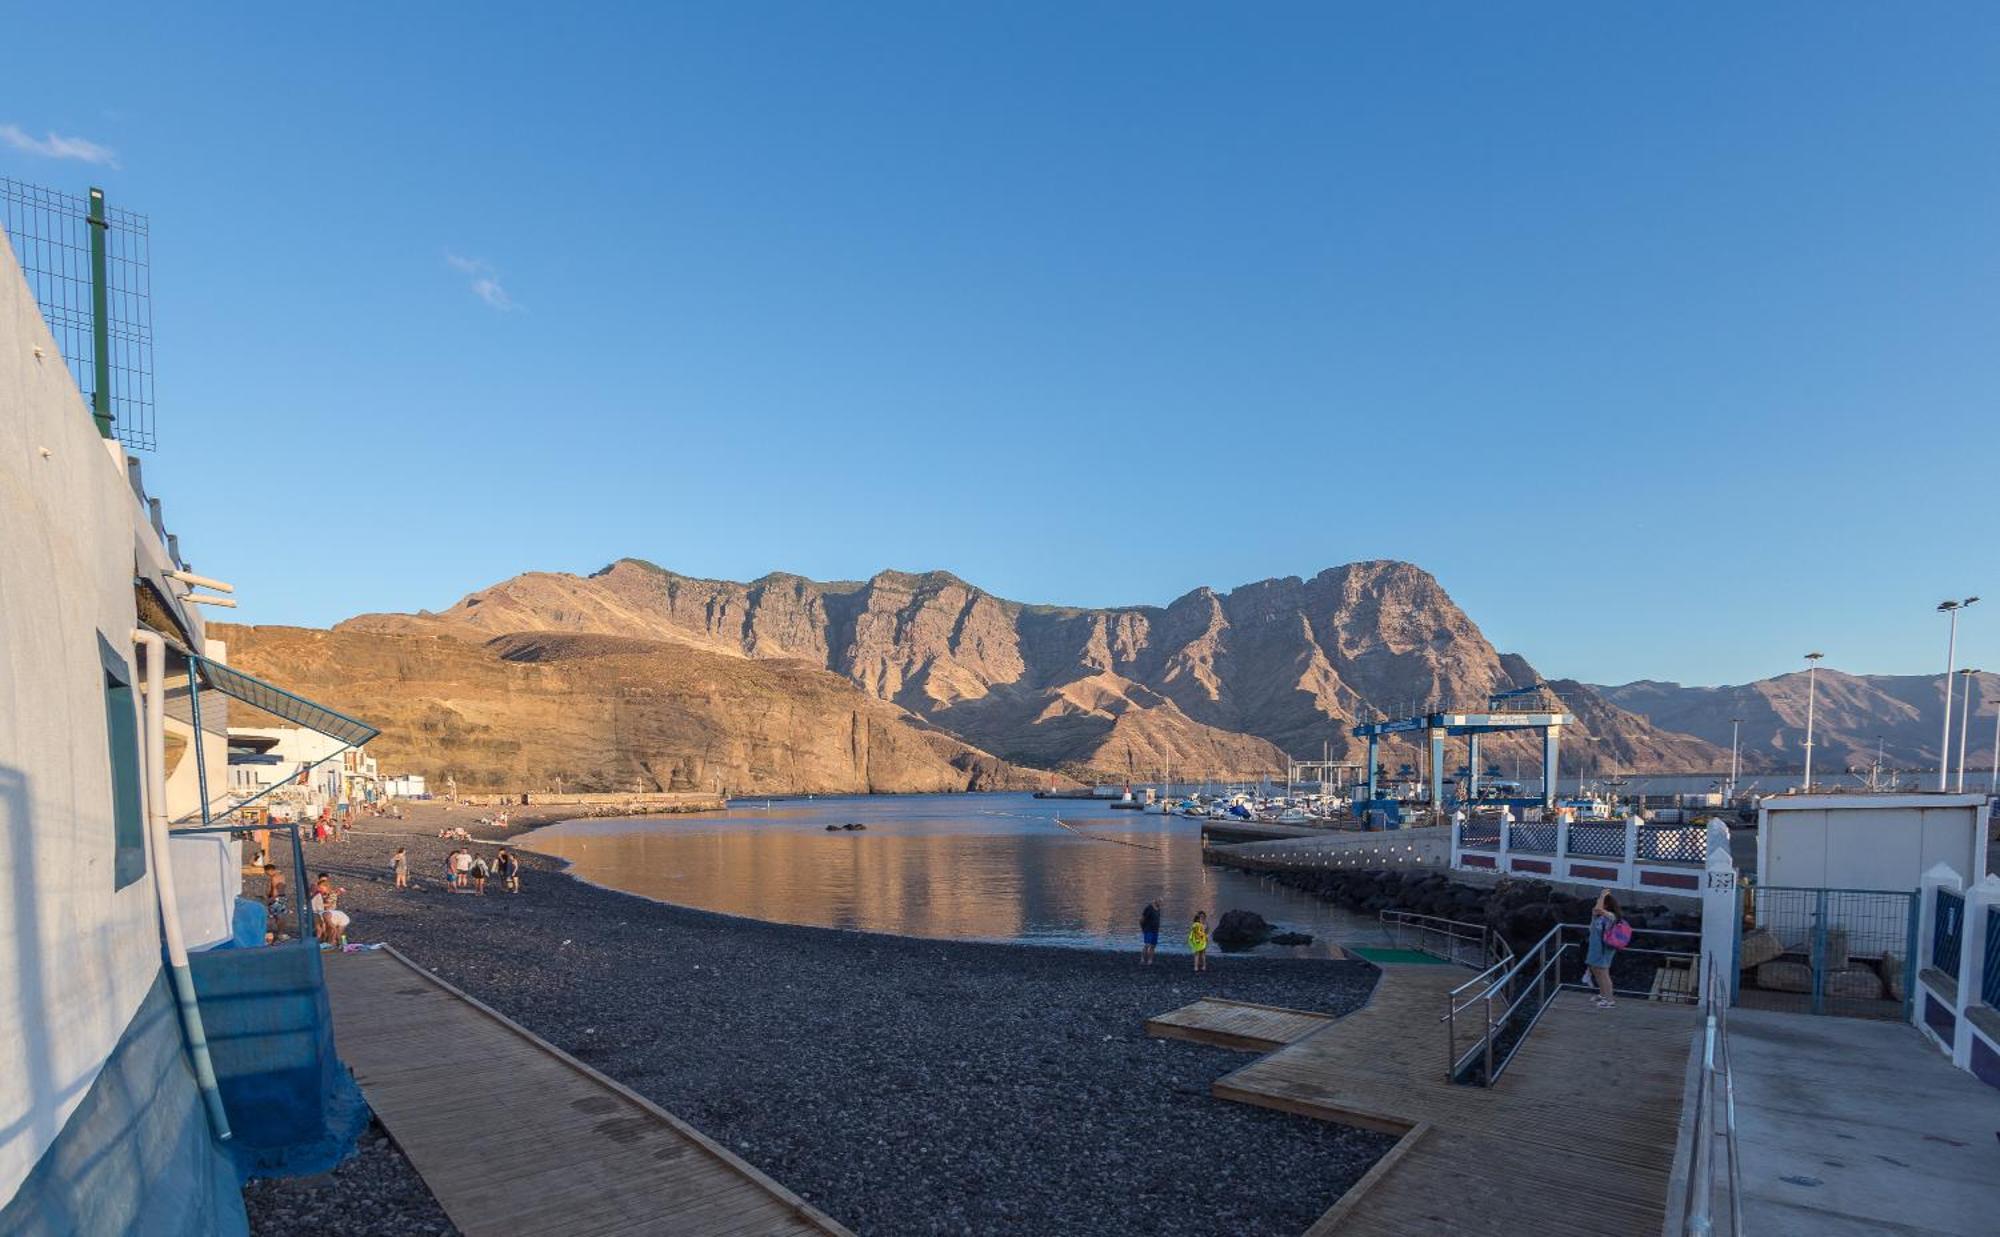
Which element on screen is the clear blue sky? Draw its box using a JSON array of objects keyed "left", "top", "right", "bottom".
[{"left": 7, "top": 4, "right": 1997, "bottom": 686}]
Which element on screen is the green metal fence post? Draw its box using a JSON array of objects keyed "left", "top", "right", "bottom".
[
  {"left": 1810, "top": 888, "right": 1828, "bottom": 1016},
  {"left": 87, "top": 187, "right": 113, "bottom": 439},
  {"left": 1904, "top": 890, "right": 1922, "bottom": 1023}
]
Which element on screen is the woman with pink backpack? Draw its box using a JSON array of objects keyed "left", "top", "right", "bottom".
[{"left": 1586, "top": 889, "right": 1631, "bottom": 1008}]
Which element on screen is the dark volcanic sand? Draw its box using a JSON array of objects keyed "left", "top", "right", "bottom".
[
  {"left": 257, "top": 807, "right": 1392, "bottom": 1236},
  {"left": 243, "top": 1119, "right": 454, "bottom": 1236}
]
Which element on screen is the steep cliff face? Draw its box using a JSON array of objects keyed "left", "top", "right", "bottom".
[
  {"left": 1597, "top": 669, "right": 1998, "bottom": 772},
  {"left": 215, "top": 624, "right": 1050, "bottom": 795},
  {"left": 340, "top": 558, "right": 1721, "bottom": 777}
]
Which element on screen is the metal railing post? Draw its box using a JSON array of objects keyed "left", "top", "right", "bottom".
[
  {"left": 187, "top": 664, "right": 212, "bottom": 825},
  {"left": 1484, "top": 993, "right": 1496, "bottom": 1083},
  {"left": 1445, "top": 992, "right": 1456, "bottom": 1081},
  {"left": 87, "top": 186, "right": 114, "bottom": 439}
]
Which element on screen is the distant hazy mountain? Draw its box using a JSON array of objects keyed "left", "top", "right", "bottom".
[
  {"left": 302, "top": 558, "right": 1722, "bottom": 792},
  {"left": 1595, "top": 669, "right": 1998, "bottom": 774}
]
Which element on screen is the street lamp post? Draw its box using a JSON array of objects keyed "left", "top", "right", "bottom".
[
  {"left": 1727, "top": 717, "right": 1741, "bottom": 801},
  {"left": 1957, "top": 668, "right": 1979, "bottom": 793},
  {"left": 1802, "top": 653, "right": 1825, "bottom": 791},
  {"left": 1938, "top": 598, "right": 1979, "bottom": 791}
]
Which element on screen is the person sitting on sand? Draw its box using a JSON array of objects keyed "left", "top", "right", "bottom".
[{"left": 1188, "top": 910, "right": 1210, "bottom": 973}]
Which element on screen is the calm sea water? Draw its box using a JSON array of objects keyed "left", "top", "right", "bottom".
[{"left": 519, "top": 793, "right": 1379, "bottom": 959}]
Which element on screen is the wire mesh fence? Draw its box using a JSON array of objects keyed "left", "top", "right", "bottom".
[
  {"left": 1568, "top": 823, "right": 1625, "bottom": 856},
  {"left": 1508, "top": 822, "right": 1557, "bottom": 853},
  {"left": 1637, "top": 824, "right": 1708, "bottom": 863},
  {"left": 1458, "top": 819, "right": 1500, "bottom": 849},
  {"left": 0, "top": 178, "right": 154, "bottom": 450},
  {"left": 1739, "top": 886, "right": 1916, "bottom": 1020},
  {"left": 1984, "top": 907, "right": 2000, "bottom": 1009}
]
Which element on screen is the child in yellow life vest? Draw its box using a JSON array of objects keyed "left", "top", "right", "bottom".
[{"left": 1188, "top": 910, "right": 1210, "bottom": 972}]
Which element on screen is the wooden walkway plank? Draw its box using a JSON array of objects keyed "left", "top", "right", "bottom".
[
  {"left": 1190, "top": 964, "right": 1698, "bottom": 1236},
  {"left": 323, "top": 947, "right": 852, "bottom": 1237},
  {"left": 1145, "top": 998, "right": 1336, "bottom": 1051}
]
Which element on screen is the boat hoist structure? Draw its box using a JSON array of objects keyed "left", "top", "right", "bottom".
[{"left": 1352, "top": 685, "right": 1575, "bottom": 810}]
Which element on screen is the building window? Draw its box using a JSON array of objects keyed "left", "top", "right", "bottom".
[{"left": 103, "top": 666, "right": 147, "bottom": 889}]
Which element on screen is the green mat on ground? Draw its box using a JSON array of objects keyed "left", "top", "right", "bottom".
[{"left": 1346, "top": 946, "right": 1451, "bottom": 965}]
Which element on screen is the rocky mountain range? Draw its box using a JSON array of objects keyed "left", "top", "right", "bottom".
[
  {"left": 209, "top": 558, "right": 1731, "bottom": 794},
  {"left": 1596, "top": 669, "right": 1997, "bottom": 777}
]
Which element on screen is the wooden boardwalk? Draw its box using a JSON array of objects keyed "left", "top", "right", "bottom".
[
  {"left": 1206, "top": 966, "right": 1697, "bottom": 1236},
  {"left": 1146, "top": 998, "right": 1336, "bottom": 1052},
  {"left": 323, "top": 947, "right": 851, "bottom": 1237}
]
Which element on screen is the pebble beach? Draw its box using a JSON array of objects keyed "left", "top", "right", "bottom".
[{"left": 243, "top": 804, "right": 1392, "bottom": 1236}]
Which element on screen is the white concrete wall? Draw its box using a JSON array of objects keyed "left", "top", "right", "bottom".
[{"left": 0, "top": 230, "right": 169, "bottom": 1201}]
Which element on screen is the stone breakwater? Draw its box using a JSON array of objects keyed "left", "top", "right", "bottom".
[{"left": 253, "top": 814, "right": 1396, "bottom": 1237}]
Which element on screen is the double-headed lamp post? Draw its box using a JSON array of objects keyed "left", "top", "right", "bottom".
[
  {"left": 1957, "top": 668, "right": 1980, "bottom": 793},
  {"left": 1938, "top": 598, "right": 1980, "bottom": 791},
  {"left": 1802, "top": 652, "right": 1825, "bottom": 791}
]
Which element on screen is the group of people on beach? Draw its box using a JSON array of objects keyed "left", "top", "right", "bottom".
[
  {"left": 408, "top": 845, "right": 521, "bottom": 895},
  {"left": 1138, "top": 900, "right": 1212, "bottom": 972}
]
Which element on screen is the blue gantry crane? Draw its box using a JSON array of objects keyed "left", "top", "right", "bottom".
[{"left": 1351, "top": 685, "right": 1575, "bottom": 814}]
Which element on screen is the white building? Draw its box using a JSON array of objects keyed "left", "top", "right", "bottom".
[
  {"left": 382, "top": 773, "right": 427, "bottom": 798},
  {"left": 227, "top": 727, "right": 379, "bottom": 811}
]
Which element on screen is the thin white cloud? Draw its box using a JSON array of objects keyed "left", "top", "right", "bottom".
[
  {"left": 0, "top": 123, "right": 120, "bottom": 168},
  {"left": 445, "top": 253, "right": 519, "bottom": 311}
]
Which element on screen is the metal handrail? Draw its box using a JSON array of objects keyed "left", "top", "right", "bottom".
[
  {"left": 1379, "top": 909, "right": 1512, "bottom": 972},
  {"left": 1447, "top": 920, "right": 1571, "bottom": 1082},
  {"left": 1683, "top": 961, "right": 1743, "bottom": 1236},
  {"left": 1447, "top": 920, "right": 1703, "bottom": 1084}
]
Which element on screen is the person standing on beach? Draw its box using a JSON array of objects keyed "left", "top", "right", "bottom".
[
  {"left": 1140, "top": 899, "right": 1161, "bottom": 965},
  {"left": 391, "top": 847, "right": 408, "bottom": 890},
  {"left": 453, "top": 847, "right": 474, "bottom": 890},
  {"left": 1188, "top": 910, "right": 1210, "bottom": 973},
  {"left": 470, "top": 852, "right": 490, "bottom": 895},
  {"left": 497, "top": 849, "right": 520, "bottom": 893}
]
